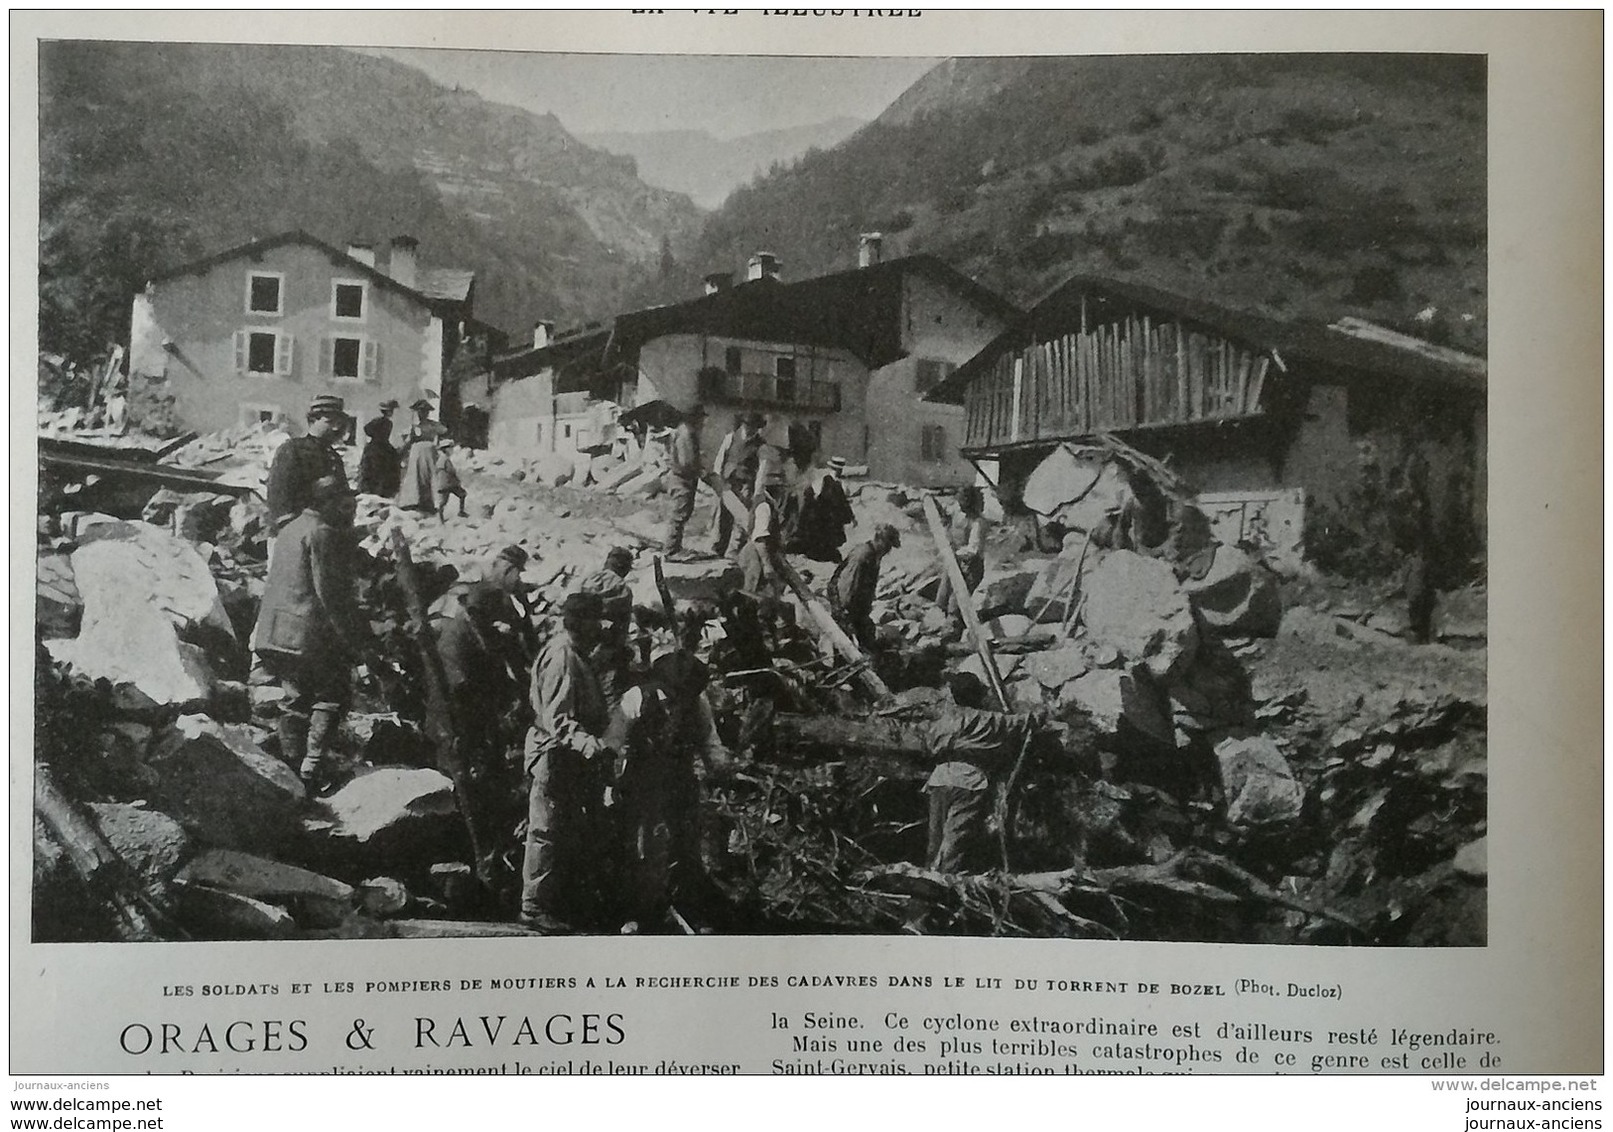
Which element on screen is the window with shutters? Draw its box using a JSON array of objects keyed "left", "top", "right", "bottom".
[
  {"left": 322, "top": 335, "right": 379, "bottom": 383},
  {"left": 920, "top": 423, "right": 947, "bottom": 462},
  {"left": 724, "top": 346, "right": 743, "bottom": 375},
  {"left": 233, "top": 329, "right": 294, "bottom": 377},
  {"left": 245, "top": 272, "right": 283, "bottom": 316},
  {"left": 775, "top": 356, "right": 797, "bottom": 403},
  {"left": 914, "top": 358, "right": 954, "bottom": 394},
  {"left": 331, "top": 279, "right": 367, "bottom": 321}
]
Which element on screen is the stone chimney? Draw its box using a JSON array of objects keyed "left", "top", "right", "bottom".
[
  {"left": 533, "top": 320, "right": 555, "bottom": 349},
  {"left": 389, "top": 235, "right": 419, "bottom": 290},
  {"left": 746, "top": 252, "right": 781, "bottom": 283},
  {"left": 858, "top": 232, "right": 884, "bottom": 268},
  {"left": 347, "top": 241, "right": 376, "bottom": 268},
  {"left": 703, "top": 271, "right": 733, "bottom": 296}
]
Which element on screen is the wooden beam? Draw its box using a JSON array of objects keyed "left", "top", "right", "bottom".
[
  {"left": 706, "top": 475, "right": 891, "bottom": 700},
  {"left": 920, "top": 494, "right": 1009, "bottom": 711}
]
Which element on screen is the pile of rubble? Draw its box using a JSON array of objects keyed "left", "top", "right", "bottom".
[{"left": 32, "top": 424, "right": 1487, "bottom": 944}]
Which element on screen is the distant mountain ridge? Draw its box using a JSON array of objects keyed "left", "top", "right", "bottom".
[
  {"left": 38, "top": 41, "right": 704, "bottom": 358},
  {"left": 583, "top": 117, "right": 866, "bottom": 209},
  {"left": 693, "top": 54, "right": 1487, "bottom": 354}
]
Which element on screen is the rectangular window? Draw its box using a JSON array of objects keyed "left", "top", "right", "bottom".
[
  {"left": 775, "top": 356, "right": 796, "bottom": 380},
  {"left": 920, "top": 423, "right": 948, "bottom": 462},
  {"left": 247, "top": 331, "right": 278, "bottom": 375},
  {"left": 320, "top": 336, "right": 379, "bottom": 382},
  {"left": 915, "top": 358, "right": 954, "bottom": 394},
  {"left": 246, "top": 273, "right": 283, "bottom": 316},
  {"left": 235, "top": 329, "right": 294, "bottom": 377},
  {"left": 332, "top": 337, "right": 361, "bottom": 379},
  {"left": 725, "top": 346, "right": 743, "bottom": 375},
  {"left": 331, "top": 280, "right": 366, "bottom": 321}
]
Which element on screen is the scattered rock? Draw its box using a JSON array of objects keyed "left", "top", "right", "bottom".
[
  {"left": 972, "top": 567, "right": 1040, "bottom": 618},
  {"left": 1023, "top": 643, "right": 1089, "bottom": 691},
  {"left": 145, "top": 715, "right": 305, "bottom": 852},
  {"left": 1214, "top": 735, "right": 1304, "bottom": 828},
  {"left": 1182, "top": 545, "right": 1282, "bottom": 638},
  {"left": 358, "top": 877, "right": 410, "bottom": 917}
]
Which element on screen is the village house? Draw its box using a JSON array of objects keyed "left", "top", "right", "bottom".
[
  {"left": 128, "top": 230, "right": 503, "bottom": 437},
  {"left": 925, "top": 274, "right": 1486, "bottom": 568},
  {"left": 484, "top": 237, "right": 1018, "bottom": 486}
]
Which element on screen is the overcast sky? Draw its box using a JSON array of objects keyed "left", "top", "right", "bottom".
[{"left": 355, "top": 48, "right": 937, "bottom": 138}]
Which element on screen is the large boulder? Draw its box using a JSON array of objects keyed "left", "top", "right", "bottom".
[
  {"left": 46, "top": 522, "right": 236, "bottom": 706},
  {"left": 145, "top": 715, "right": 305, "bottom": 853},
  {"left": 1213, "top": 735, "right": 1304, "bottom": 828},
  {"left": 1057, "top": 669, "right": 1176, "bottom": 749},
  {"left": 87, "top": 802, "right": 192, "bottom": 889},
  {"left": 1182, "top": 545, "right": 1282, "bottom": 638},
  {"left": 971, "top": 567, "right": 1040, "bottom": 619},
  {"left": 178, "top": 848, "right": 353, "bottom": 929},
  {"left": 1080, "top": 550, "right": 1199, "bottom": 681},
  {"left": 317, "top": 768, "right": 459, "bottom": 857}
]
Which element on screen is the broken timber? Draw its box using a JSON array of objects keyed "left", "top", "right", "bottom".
[
  {"left": 920, "top": 494, "right": 1009, "bottom": 710},
  {"left": 707, "top": 475, "right": 891, "bottom": 700},
  {"left": 39, "top": 437, "right": 255, "bottom": 497},
  {"left": 388, "top": 529, "right": 495, "bottom": 886}
]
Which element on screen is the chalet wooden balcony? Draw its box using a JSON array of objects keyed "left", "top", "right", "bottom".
[
  {"left": 698, "top": 369, "right": 842, "bottom": 412},
  {"left": 962, "top": 315, "right": 1274, "bottom": 452}
]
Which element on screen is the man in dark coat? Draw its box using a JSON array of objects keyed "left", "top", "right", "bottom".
[
  {"left": 357, "top": 415, "right": 401, "bottom": 498},
  {"left": 250, "top": 475, "right": 378, "bottom": 789},
  {"left": 264, "top": 394, "right": 349, "bottom": 535}
]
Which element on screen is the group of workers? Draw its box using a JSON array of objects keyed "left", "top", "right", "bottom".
[{"left": 249, "top": 389, "right": 1020, "bottom": 933}]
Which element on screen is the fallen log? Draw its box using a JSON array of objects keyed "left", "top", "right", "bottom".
[
  {"left": 771, "top": 712, "right": 929, "bottom": 758},
  {"left": 34, "top": 764, "right": 174, "bottom": 941}
]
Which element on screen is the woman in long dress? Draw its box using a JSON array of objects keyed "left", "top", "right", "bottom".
[{"left": 396, "top": 422, "right": 441, "bottom": 513}]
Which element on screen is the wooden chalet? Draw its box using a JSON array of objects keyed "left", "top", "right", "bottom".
[{"left": 929, "top": 275, "right": 1487, "bottom": 564}]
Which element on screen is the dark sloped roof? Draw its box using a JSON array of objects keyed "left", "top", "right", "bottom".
[
  {"left": 146, "top": 230, "right": 474, "bottom": 313},
  {"left": 927, "top": 273, "right": 1485, "bottom": 404},
  {"left": 493, "top": 254, "right": 1018, "bottom": 380}
]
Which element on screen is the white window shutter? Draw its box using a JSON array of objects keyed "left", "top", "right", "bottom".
[
  {"left": 233, "top": 331, "right": 247, "bottom": 374},
  {"left": 361, "top": 339, "right": 380, "bottom": 383},
  {"left": 275, "top": 334, "right": 295, "bottom": 377},
  {"left": 318, "top": 338, "right": 334, "bottom": 379}
]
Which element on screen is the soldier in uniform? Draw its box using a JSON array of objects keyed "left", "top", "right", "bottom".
[
  {"left": 264, "top": 394, "right": 349, "bottom": 535},
  {"left": 663, "top": 404, "right": 706, "bottom": 559}
]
